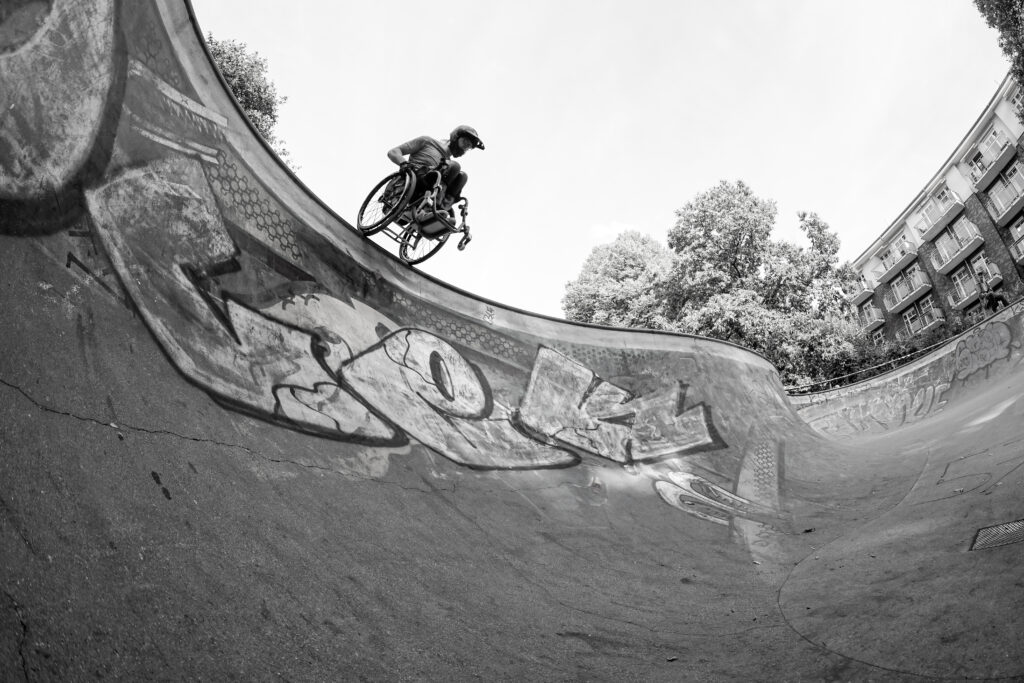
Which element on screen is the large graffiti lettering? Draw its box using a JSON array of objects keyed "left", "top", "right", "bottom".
[
  {"left": 339, "top": 330, "right": 577, "bottom": 470},
  {"left": 792, "top": 308, "right": 1024, "bottom": 437},
  {"left": 0, "top": 0, "right": 791, "bottom": 541},
  {"left": 518, "top": 347, "right": 724, "bottom": 463},
  {"left": 793, "top": 304, "right": 1024, "bottom": 438},
  {"left": 0, "top": 0, "right": 118, "bottom": 201},
  {"left": 802, "top": 379, "right": 951, "bottom": 437}
]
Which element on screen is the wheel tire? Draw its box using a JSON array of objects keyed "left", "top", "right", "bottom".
[
  {"left": 357, "top": 169, "right": 415, "bottom": 235},
  {"left": 399, "top": 225, "right": 449, "bottom": 265}
]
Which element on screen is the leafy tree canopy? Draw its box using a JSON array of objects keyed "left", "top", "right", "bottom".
[
  {"left": 563, "top": 180, "right": 865, "bottom": 387},
  {"left": 662, "top": 181, "right": 853, "bottom": 322},
  {"left": 975, "top": 0, "right": 1024, "bottom": 121},
  {"left": 206, "top": 33, "right": 295, "bottom": 167},
  {"left": 562, "top": 231, "right": 674, "bottom": 330}
]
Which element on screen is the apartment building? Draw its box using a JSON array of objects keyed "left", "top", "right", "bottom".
[{"left": 849, "top": 73, "right": 1024, "bottom": 343}]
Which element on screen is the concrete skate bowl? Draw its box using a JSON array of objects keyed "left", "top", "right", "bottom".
[{"left": 1, "top": 1, "right": 1021, "bottom": 679}]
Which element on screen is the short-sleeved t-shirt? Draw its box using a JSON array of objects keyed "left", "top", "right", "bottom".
[{"left": 397, "top": 136, "right": 450, "bottom": 175}]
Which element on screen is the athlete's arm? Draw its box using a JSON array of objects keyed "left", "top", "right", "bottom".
[{"left": 387, "top": 137, "right": 428, "bottom": 166}]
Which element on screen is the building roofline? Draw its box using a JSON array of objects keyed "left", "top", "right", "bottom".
[{"left": 851, "top": 70, "right": 1015, "bottom": 267}]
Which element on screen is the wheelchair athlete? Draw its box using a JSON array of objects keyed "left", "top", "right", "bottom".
[{"left": 385, "top": 125, "right": 485, "bottom": 213}]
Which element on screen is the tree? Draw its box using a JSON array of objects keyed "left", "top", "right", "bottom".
[
  {"left": 206, "top": 34, "right": 295, "bottom": 168},
  {"left": 563, "top": 180, "right": 867, "bottom": 387},
  {"left": 662, "top": 181, "right": 852, "bottom": 318},
  {"left": 662, "top": 180, "right": 776, "bottom": 316},
  {"left": 677, "top": 290, "right": 860, "bottom": 387},
  {"left": 561, "top": 231, "right": 674, "bottom": 330},
  {"left": 975, "top": 0, "right": 1024, "bottom": 122}
]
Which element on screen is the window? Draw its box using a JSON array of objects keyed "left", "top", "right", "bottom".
[
  {"left": 979, "top": 127, "right": 1007, "bottom": 158},
  {"left": 921, "top": 186, "right": 956, "bottom": 225},
  {"left": 1011, "top": 214, "right": 1024, "bottom": 242},
  {"left": 905, "top": 294, "right": 942, "bottom": 337},
  {"left": 1012, "top": 88, "right": 1024, "bottom": 113},
  {"left": 988, "top": 159, "right": 1024, "bottom": 214},
  {"left": 878, "top": 235, "right": 914, "bottom": 269},
  {"left": 858, "top": 301, "right": 880, "bottom": 326},
  {"left": 967, "top": 128, "right": 1009, "bottom": 182},
  {"left": 1009, "top": 216, "right": 1024, "bottom": 261},
  {"left": 969, "top": 251, "right": 991, "bottom": 279},
  {"left": 951, "top": 265, "right": 978, "bottom": 302},
  {"left": 900, "top": 295, "right": 942, "bottom": 337},
  {"left": 890, "top": 262, "right": 924, "bottom": 301},
  {"left": 919, "top": 294, "right": 936, "bottom": 318},
  {"left": 968, "top": 150, "right": 989, "bottom": 180},
  {"left": 934, "top": 217, "right": 979, "bottom": 265},
  {"left": 871, "top": 329, "right": 885, "bottom": 345},
  {"left": 901, "top": 307, "right": 919, "bottom": 330}
]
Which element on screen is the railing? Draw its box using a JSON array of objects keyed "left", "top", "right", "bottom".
[
  {"left": 879, "top": 244, "right": 916, "bottom": 272},
  {"left": 949, "top": 279, "right": 979, "bottom": 308},
  {"left": 913, "top": 193, "right": 959, "bottom": 235},
  {"left": 847, "top": 278, "right": 876, "bottom": 305},
  {"left": 858, "top": 306, "right": 884, "bottom": 328},
  {"left": 968, "top": 136, "right": 1010, "bottom": 184},
  {"left": 1010, "top": 234, "right": 1024, "bottom": 262},
  {"left": 984, "top": 160, "right": 1024, "bottom": 217},
  {"left": 948, "top": 263, "right": 1003, "bottom": 308},
  {"left": 897, "top": 309, "right": 945, "bottom": 340},
  {"left": 929, "top": 220, "right": 982, "bottom": 271},
  {"left": 883, "top": 270, "right": 929, "bottom": 310}
]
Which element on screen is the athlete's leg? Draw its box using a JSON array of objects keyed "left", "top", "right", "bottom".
[{"left": 442, "top": 161, "right": 467, "bottom": 200}]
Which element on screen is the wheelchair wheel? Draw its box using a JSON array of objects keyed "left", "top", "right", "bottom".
[
  {"left": 399, "top": 225, "right": 449, "bottom": 265},
  {"left": 357, "top": 168, "right": 415, "bottom": 235}
]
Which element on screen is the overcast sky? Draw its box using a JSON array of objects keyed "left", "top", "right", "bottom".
[{"left": 189, "top": 0, "right": 1009, "bottom": 318}]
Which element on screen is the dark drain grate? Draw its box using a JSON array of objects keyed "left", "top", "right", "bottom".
[{"left": 970, "top": 519, "right": 1024, "bottom": 550}]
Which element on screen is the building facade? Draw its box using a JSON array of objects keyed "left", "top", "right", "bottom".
[{"left": 849, "top": 73, "right": 1024, "bottom": 343}]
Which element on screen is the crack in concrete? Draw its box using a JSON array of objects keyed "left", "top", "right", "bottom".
[
  {"left": 0, "top": 374, "right": 597, "bottom": 501},
  {"left": 0, "top": 494, "right": 36, "bottom": 557},
  {"left": 0, "top": 375, "right": 250, "bottom": 453},
  {"left": 3, "top": 591, "right": 30, "bottom": 683}
]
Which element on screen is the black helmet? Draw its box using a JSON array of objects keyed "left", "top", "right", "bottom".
[{"left": 450, "top": 125, "right": 485, "bottom": 151}]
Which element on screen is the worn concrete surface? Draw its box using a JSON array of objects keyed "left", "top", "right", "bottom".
[{"left": 0, "top": 1, "right": 1021, "bottom": 680}]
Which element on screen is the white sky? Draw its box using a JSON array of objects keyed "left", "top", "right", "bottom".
[{"left": 189, "top": 0, "right": 1009, "bottom": 318}]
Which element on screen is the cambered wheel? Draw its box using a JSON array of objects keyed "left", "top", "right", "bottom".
[
  {"left": 399, "top": 225, "right": 449, "bottom": 265},
  {"left": 356, "top": 168, "right": 415, "bottom": 235}
]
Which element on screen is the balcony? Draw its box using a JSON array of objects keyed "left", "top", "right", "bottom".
[
  {"left": 848, "top": 278, "right": 876, "bottom": 306},
  {"left": 967, "top": 139, "right": 1015, "bottom": 189},
  {"left": 1010, "top": 234, "right": 1024, "bottom": 263},
  {"left": 947, "top": 264, "right": 1003, "bottom": 310},
  {"left": 875, "top": 244, "right": 918, "bottom": 283},
  {"left": 913, "top": 197, "right": 964, "bottom": 242},
  {"left": 983, "top": 163, "right": 1024, "bottom": 226},
  {"left": 929, "top": 222, "right": 984, "bottom": 275},
  {"left": 896, "top": 309, "right": 946, "bottom": 340},
  {"left": 883, "top": 271, "right": 932, "bottom": 314},
  {"left": 858, "top": 305, "right": 884, "bottom": 331}
]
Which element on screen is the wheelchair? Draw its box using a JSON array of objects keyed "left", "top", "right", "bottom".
[{"left": 356, "top": 162, "right": 472, "bottom": 265}]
